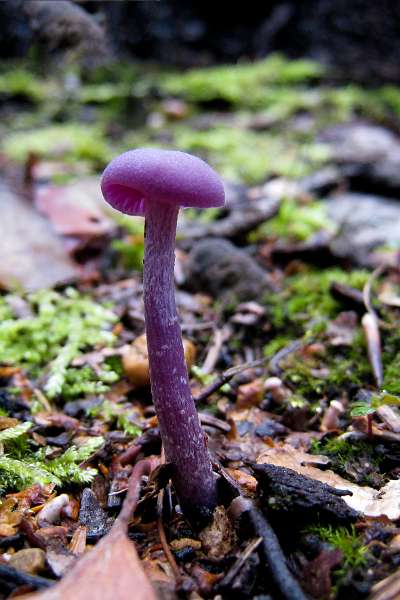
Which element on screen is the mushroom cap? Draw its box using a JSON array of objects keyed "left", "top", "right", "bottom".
[{"left": 101, "top": 148, "right": 225, "bottom": 216}]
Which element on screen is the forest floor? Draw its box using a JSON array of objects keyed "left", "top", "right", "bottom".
[{"left": 1, "top": 55, "right": 400, "bottom": 600}]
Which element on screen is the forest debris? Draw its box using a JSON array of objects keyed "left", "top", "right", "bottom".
[
  {"left": 22, "top": 460, "right": 157, "bottom": 599},
  {"left": 362, "top": 313, "right": 383, "bottom": 388},
  {"left": 185, "top": 238, "right": 270, "bottom": 301},
  {"left": 0, "top": 498, "right": 23, "bottom": 537},
  {"left": 201, "top": 326, "right": 231, "bottom": 374},
  {"left": 326, "top": 311, "right": 358, "bottom": 346},
  {"left": 0, "top": 182, "right": 78, "bottom": 291},
  {"left": 320, "top": 399, "right": 346, "bottom": 432},
  {"left": 37, "top": 495, "right": 69, "bottom": 527},
  {"left": 369, "top": 568, "right": 400, "bottom": 600},
  {"left": 376, "top": 405, "right": 400, "bottom": 433},
  {"left": 225, "top": 468, "right": 258, "bottom": 494},
  {"left": 0, "top": 564, "right": 52, "bottom": 592},
  {"left": 301, "top": 548, "right": 343, "bottom": 600},
  {"left": 8, "top": 548, "right": 46, "bottom": 575},
  {"left": 123, "top": 334, "right": 196, "bottom": 386},
  {"left": 178, "top": 196, "right": 280, "bottom": 242},
  {"left": 230, "top": 497, "right": 309, "bottom": 600},
  {"left": 35, "top": 178, "right": 115, "bottom": 239},
  {"left": 23, "top": 0, "right": 110, "bottom": 66},
  {"left": 170, "top": 538, "right": 202, "bottom": 551},
  {"left": 78, "top": 488, "right": 110, "bottom": 538},
  {"left": 199, "top": 506, "right": 236, "bottom": 559},
  {"left": 257, "top": 445, "right": 400, "bottom": 519},
  {"left": 22, "top": 520, "right": 157, "bottom": 600},
  {"left": 68, "top": 525, "right": 86, "bottom": 557},
  {"left": 236, "top": 378, "right": 265, "bottom": 408},
  {"left": 253, "top": 463, "right": 359, "bottom": 524},
  {"left": 217, "top": 537, "right": 261, "bottom": 591}
]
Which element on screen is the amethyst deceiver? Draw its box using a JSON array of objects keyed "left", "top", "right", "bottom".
[{"left": 101, "top": 148, "right": 224, "bottom": 522}]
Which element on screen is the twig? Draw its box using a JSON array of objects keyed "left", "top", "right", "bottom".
[
  {"left": 230, "top": 498, "right": 309, "bottom": 600},
  {"left": 0, "top": 564, "right": 52, "bottom": 590},
  {"left": 194, "top": 356, "right": 270, "bottom": 404},
  {"left": 117, "top": 458, "right": 153, "bottom": 527},
  {"left": 218, "top": 536, "right": 262, "bottom": 589},
  {"left": 157, "top": 489, "right": 182, "bottom": 582},
  {"left": 199, "top": 412, "right": 231, "bottom": 432},
  {"left": 201, "top": 326, "right": 231, "bottom": 374},
  {"left": 269, "top": 339, "right": 303, "bottom": 376}
]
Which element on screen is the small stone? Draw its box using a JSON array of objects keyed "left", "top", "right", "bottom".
[
  {"left": 37, "top": 494, "right": 69, "bottom": 527},
  {"left": 8, "top": 548, "right": 46, "bottom": 575},
  {"left": 186, "top": 238, "right": 269, "bottom": 302},
  {"left": 123, "top": 333, "right": 196, "bottom": 386}
]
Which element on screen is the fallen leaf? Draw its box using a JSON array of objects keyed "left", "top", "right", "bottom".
[
  {"left": 199, "top": 506, "right": 236, "bottom": 560},
  {"left": 0, "top": 182, "right": 78, "bottom": 291},
  {"left": 0, "top": 498, "right": 24, "bottom": 537},
  {"left": 22, "top": 521, "right": 157, "bottom": 600},
  {"left": 236, "top": 379, "right": 264, "bottom": 408},
  {"left": 35, "top": 178, "right": 115, "bottom": 238},
  {"left": 257, "top": 444, "right": 400, "bottom": 519}
]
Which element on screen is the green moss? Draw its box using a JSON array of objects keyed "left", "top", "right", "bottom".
[
  {"left": 311, "top": 436, "right": 381, "bottom": 476},
  {"left": 2, "top": 124, "right": 112, "bottom": 166},
  {"left": 267, "top": 268, "right": 369, "bottom": 328},
  {"left": 0, "top": 419, "right": 103, "bottom": 495},
  {"left": 160, "top": 55, "right": 324, "bottom": 108},
  {"left": 0, "top": 69, "right": 47, "bottom": 102},
  {"left": 88, "top": 400, "right": 141, "bottom": 438},
  {"left": 307, "top": 524, "right": 369, "bottom": 575},
  {"left": 251, "top": 198, "right": 335, "bottom": 243},
  {"left": 172, "top": 127, "right": 330, "bottom": 183},
  {"left": 262, "top": 268, "right": 370, "bottom": 399},
  {"left": 0, "top": 288, "right": 118, "bottom": 400}
]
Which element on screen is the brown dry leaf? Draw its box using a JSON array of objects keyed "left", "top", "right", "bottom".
[
  {"left": 0, "top": 182, "right": 78, "bottom": 291},
  {"left": 0, "top": 498, "right": 22, "bottom": 536},
  {"left": 35, "top": 178, "right": 115, "bottom": 238},
  {"left": 225, "top": 468, "right": 258, "bottom": 494},
  {"left": 257, "top": 444, "right": 400, "bottom": 519},
  {"left": 236, "top": 379, "right": 264, "bottom": 408},
  {"left": 199, "top": 506, "right": 236, "bottom": 559},
  {"left": 22, "top": 521, "right": 157, "bottom": 600},
  {"left": 0, "top": 417, "right": 19, "bottom": 430}
]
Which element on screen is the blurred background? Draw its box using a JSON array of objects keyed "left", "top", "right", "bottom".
[{"left": 1, "top": 0, "right": 400, "bottom": 290}]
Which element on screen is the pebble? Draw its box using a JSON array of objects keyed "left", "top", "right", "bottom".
[{"left": 8, "top": 548, "right": 46, "bottom": 575}]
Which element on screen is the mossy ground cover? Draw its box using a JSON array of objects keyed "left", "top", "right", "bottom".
[
  {"left": 2, "top": 54, "right": 400, "bottom": 183},
  {"left": 1, "top": 53, "right": 400, "bottom": 599}
]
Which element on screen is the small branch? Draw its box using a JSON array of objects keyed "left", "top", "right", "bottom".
[
  {"left": 269, "top": 340, "right": 303, "bottom": 376},
  {"left": 157, "top": 489, "right": 182, "bottom": 582},
  {"left": 117, "top": 459, "right": 154, "bottom": 528},
  {"left": 218, "top": 536, "right": 262, "bottom": 589},
  {"left": 194, "top": 356, "right": 271, "bottom": 404},
  {"left": 230, "top": 498, "right": 309, "bottom": 600},
  {"left": 0, "top": 564, "right": 52, "bottom": 591}
]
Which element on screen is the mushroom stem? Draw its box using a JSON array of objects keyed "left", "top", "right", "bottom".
[{"left": 143, "top": 200, "right": 217, "bottom": 523}]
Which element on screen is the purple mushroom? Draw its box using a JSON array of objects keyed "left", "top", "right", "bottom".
[{"left": 101, "top": 148, "right": 225, "bottom": 523}]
